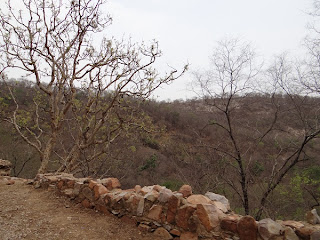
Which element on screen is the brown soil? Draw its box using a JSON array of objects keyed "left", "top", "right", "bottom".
[{"left": 0, "top": 179, "right": 157, "bottom": 240}]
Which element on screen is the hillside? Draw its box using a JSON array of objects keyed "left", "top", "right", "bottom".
[{"left": 0, "top": 81, "right": 320, "bottom": 220}]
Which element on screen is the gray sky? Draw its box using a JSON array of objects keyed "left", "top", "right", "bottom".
[
  {"left": 0, "top": 0, "right": 313, "bottom": 101},
  {"left": 107, "top": 0, "right": 312, "bottom": 101}
]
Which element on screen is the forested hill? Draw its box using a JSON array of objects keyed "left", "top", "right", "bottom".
[{"left": 0, "top": 80, "right": 320, "bottom": 220}]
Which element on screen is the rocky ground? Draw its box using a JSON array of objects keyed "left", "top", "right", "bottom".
[{"left": 0, "top": 179, "right": 157, "bottom": 240}]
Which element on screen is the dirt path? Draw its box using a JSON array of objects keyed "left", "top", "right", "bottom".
[{"left": 0, "top": 179, "right": 157, "bottom": 240}]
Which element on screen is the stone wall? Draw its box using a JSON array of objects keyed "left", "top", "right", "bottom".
[
  {"left": 0, "top": 159, "right": 12, "bottom": 176},
  {"left": 33, "top": 173, "right": 320, "bottom": 240}
]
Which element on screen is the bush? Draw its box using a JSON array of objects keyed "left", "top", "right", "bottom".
[{"left": 140, "top": 154, "right": 158, "bottom": 171}]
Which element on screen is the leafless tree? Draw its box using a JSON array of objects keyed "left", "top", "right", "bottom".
[
  {"left": 0, "top": 0, "right": 187, "bottom": 174},
  {"left": 192, "top": 38, "right": 262, "bottom": 215},
  {"left": 192, "top": 38, "right": 320, "bottom": 219}
]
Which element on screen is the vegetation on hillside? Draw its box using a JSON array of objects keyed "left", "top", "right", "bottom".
[
  {"left": 1, "top": 80, "right": 320, "bottom": 220},
  {"left": 0, "top": 0, "right": 320, "bottom": 221}
]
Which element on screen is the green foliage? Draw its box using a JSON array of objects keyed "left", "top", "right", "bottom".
[
  {"left": 140, "top": 154, "right": 158, "bottom": 171},
  {"left": 17, "top": 110, "right": 32, "bottom": 127},
  {"left": 161, "top": 179, "right": 184, "bottom": 191},
  {"left": 251, "top": 161, "right": 264, "bottom": 176},
  {"left": 129, "top": 145, "right": 136, "bottom": 152},
  {"left": 142, "top": 136, "right": 160, "bottom": 150}
]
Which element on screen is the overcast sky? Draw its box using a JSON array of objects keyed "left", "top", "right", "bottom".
[
  {"left": 107, "top": 0, "right": 313, "bottom": 101},
  {"left": 0, "top": 0, "right": 314, "bottom": 101}
]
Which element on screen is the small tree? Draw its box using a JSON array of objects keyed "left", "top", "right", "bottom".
[
  {"left": 0, "top": 0, "right": 186, "bottom": 174},
  {"left": 192, "top": 38, "right": 262, "bottom": 215}
]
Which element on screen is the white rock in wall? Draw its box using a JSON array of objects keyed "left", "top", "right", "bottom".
[{"left": 205, "top": 192, "right": 230, "bottom": 211}]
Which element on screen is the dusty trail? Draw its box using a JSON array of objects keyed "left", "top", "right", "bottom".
[{"left": 0, "top": 180, "right": 156, "bottom": 240}]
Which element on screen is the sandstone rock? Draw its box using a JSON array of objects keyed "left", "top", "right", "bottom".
[
  {"left": 144, "top": 190, "right": 159, "bottom": 202},
  {"left": 258, "top": 218, "right": 284, "bottom": 240},
  {"left": 63, "top": 188, "right": 75, "bottom": 198},
  {"left": 306, "top": 209, "right": 320, "bottom": 225},
  {"left": 140, "top": 186, "right": 154, "bottom": 195},
  {"left": 311, "top": 231, "right": 320, "bottom": 240},
  {"left": 137, "top": 196, "right": 145, "bottom": 216},
  {"left": 281, "top": 220, "right": 305, "bottom": 229},
  {"left": 93, "top": 184, "right": 109, "bottom": 200},
  {"left": 205, "top": 192, "right": 230, "bottom": 210},
  {"left": 73, "top": 182, "right": 83, "bottom": 196},
  {"left": 212, "top": 201, "right": 229, "bottom": 213},
  {"left": 153, "top": 227, "right": 173, "bottom": 239},
  {"left": 167, "top": 195, "right": 180, "bottom": 224},
  {"left": 221, "top": 215, "right": 240, "bottom": 233},
  {"left": 176, "top": 204, "right": 196, "bottom": 231},
  {"left": 170, "top": 229, "right": 181, "bottom": 236},
  {"left": 57, "top": 180, "right": 65, "bottom": 190},
  {"left": 158, "top": 188, "right": 173, "bottom": 203},
  {"left": 0, "top": 159, "right": 12, "bottom": 176},
  {"left": 147, "top": 204, "right": 163, "bottom": 221},
  {"left": 138, "top": 223, "right": 151, "bottom": 233},
  {"left": 180, "top": 232, "right": 198, "bottom": 240},
  {"left": 134, "top": 185, "right": 142, "bottom": 193},
  {"left": 284, "top": 227, "right": 299, "bottom": 240},
  {"left": 88, "top": 180, "right": 98, "bottom": 189},
  {"left": 81, "top": 199, "right": 93, "bottom": 208},
  {"left": 179, "top": 185, "right": 192, "bottom": 198},
  {"left": 186, "top": 195, "right": 211, "bottom": 205},
  {"left": 295, "top": 226, "right": 314, "bottom": 240},
  {"left": 81, "top": 186, "right": 94, "bottom": 202},
  {"left": 117, "top": 190, "right": 133, "bottom": 201},
  {"left": 45, "top": 175, "right": 59, "bottom": 183},
  {"left": 96, "top": 204, "right": 109, "bottom": 214},
  {"left": 101, "top": 177, "right": 121, "bottom": 190},
  {"left": 153, "top": 185, "right": 163, "bottom": 192},
  {"left": 126, "top": 194, "right": 142, "bottom": 214},
  {"left": 196, "top": 203, "right": 220, "bottom": 232},
  {"left": 237, "top": 216, "right": 258, "bottom": 240}
]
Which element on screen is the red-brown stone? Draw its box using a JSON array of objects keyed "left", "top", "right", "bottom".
[
  {"left": 66, "top": 180, "right": 75, "bottom": 188},
  {"left": 176, "top": 204, "right": 196, "bottom": 231},
  {"left": 237, "top": 216, "right": 258, "bottom": 240},
  {"left": 296, "top": 227, "right": 314, "bottom": 240},
  {"left": 93, "top": 184, "right": 109, "bottom": 200},
  {"left": 170, "top": 229, "right": 181, "bottom": 236},
  {"left": 186, "top": 195, "right": 211, "bottom": 205},
  {"left": 147, "top": 204, "right": 163, "bottom": 221},
  {"left": 88, "top": 180, "right": 98, "bottom": 189},
  {"left": 179, "top": 185, "right": 192, "bottom": 198},
  {"left": 57, "top": 180, "right": 64, "bottom": 190},
  {"left": 180, "top": 232, "right": 198, "bottom": 240},
  {"left": 153, "top": 227, "right": 173, "bottom": 239},
  {"left": 81, "top": 199, "right": 92, "bottom": 208},
  {"left": 101, "top": 178, "right": 121, "bottom": 190},
  {"left": 221, "top": 215, "right": 240, "bottom": 233},
  {"left": 196, "top": 203, "right": 220, "bottom": 232},
  {"left": 167, "top": 195, "right": 180, "bottom": 224}
]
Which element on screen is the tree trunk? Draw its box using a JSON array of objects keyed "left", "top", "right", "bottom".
[{"left": 37, "top": 136, "right": 56, "bottom": 174}]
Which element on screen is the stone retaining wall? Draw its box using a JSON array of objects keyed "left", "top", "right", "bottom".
[
  {"left": 32, "top": 173, "right": 320, "bottom": 240},
  {"left": 0, "top": 159, "right": 12, "bottom": 176}
]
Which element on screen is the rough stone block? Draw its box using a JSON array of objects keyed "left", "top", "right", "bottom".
[
  {"left": 176, "top": 204, "right": 196, "bottom": 231},
  {"left": 179, "top": 185, "right": 192, "bottom": 198},
  {"left": 237, "top": 216, "right": 258, "bottom": 240}
]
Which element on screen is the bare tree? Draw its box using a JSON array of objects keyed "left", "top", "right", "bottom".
[
  {"left": 192, "top": 38, "right": 320, "bottom": 219},
  {"left": 0, "top": 0, "right": 187, "bottom": 174},
  {"left": 192, "top": 38, "right": 262, "bottom": 215}
]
